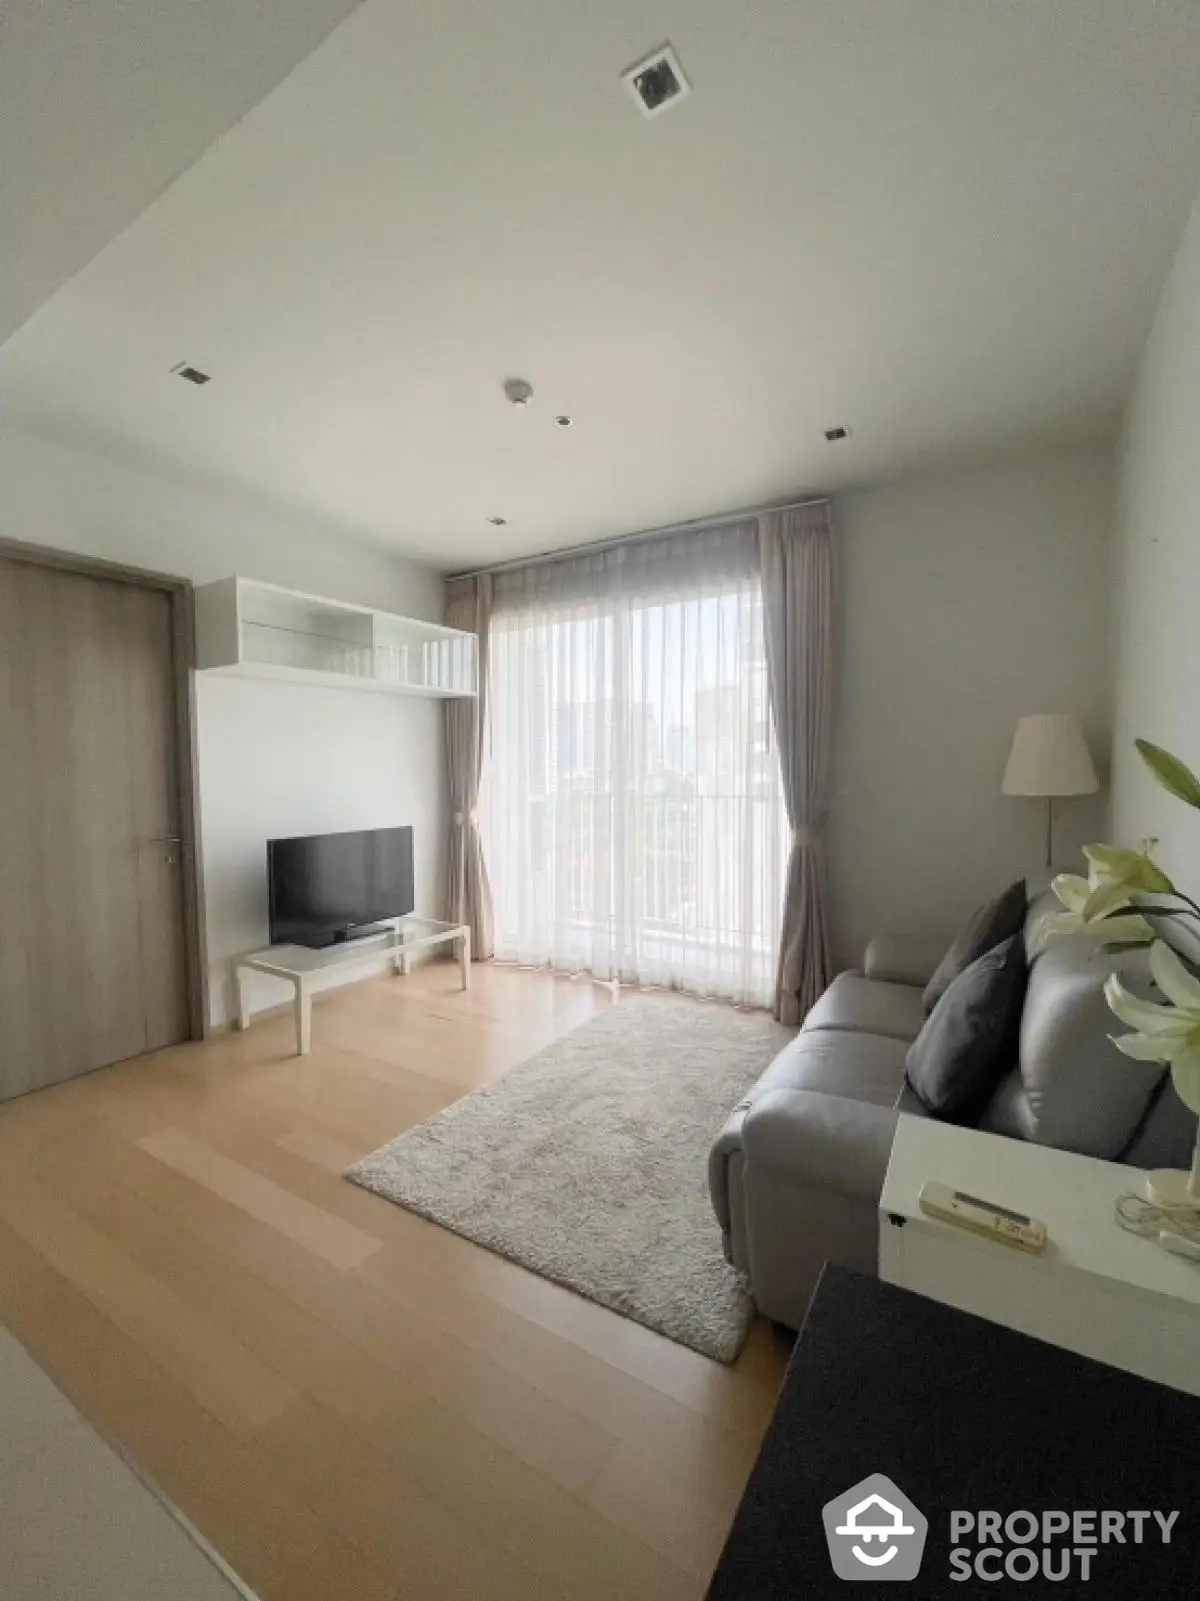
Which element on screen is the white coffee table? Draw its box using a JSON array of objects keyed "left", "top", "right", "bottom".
[
  {"left": 234, "top": 914, "right": 470, "bottom": 1055},
  {"left": 879, "top": 1114, "right": 1200, "bottom": 1396}
]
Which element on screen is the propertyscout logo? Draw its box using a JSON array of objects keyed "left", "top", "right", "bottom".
[
  {"left": 822, "top": 1475, "right": 1181, "bottom": 1583},
  {"left": 823, "top": 1475, "right": 928, "bottom": 1581}
]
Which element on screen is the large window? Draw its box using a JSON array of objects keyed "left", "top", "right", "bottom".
[{"left": 482, "top": 532, "right": 787, "bottom": 1007}]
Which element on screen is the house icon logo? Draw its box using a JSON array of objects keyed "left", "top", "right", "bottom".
[{"left": 822, "top": 1474, "right": 928, "bottom": 1581}]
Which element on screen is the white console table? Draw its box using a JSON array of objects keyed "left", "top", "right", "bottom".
[
  {"left": 234, "top": 915, "right": 470, "bottom": 1055},
  {"left": 879, "top": 1115, "right": 1200, "bottom": 1397}
]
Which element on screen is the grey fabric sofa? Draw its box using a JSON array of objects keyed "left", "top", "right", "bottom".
[{"left": 708, "top": 892, "right": 1195, "bottom": 1330}]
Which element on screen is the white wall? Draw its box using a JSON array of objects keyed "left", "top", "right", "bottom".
[
  {"left": 195, "top": 675, "right": 443, "bottom": 1026},
  {"left": 1111, "top": 187, "right": 1200, "bottom": 897},
  {"left": 0, "top": 426, "right": 446, "bottom": 1027},
  {"left": 829, "top": 448, "right": 1112, "bottom": 965}
]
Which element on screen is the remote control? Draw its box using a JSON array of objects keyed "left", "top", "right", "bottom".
[{"left": 918, "top": 1182, "right": 1047, "bottom": 1253}]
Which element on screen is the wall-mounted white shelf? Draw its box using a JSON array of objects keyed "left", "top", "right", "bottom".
[{"left": 194, "top": 577, "right": 477, "bottom": 698}]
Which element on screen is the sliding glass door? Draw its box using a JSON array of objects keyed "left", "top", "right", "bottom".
[{"left": 482, "top": 540, "right": 787, "bottom": 1007}]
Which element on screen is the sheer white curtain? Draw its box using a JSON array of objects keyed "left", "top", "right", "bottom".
[{"left": 481, "top": 524, "right": 788, "bottom": 1007}]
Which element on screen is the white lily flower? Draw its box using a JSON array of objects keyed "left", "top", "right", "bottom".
[
  {"left": 1104, "top": 978, "right": 1193, "bottom": 1039},
  {"left": 1109, "top": 1030, "right": 1191, "bottom": 1062},
  {"left": 1051, "top": 873, "right": 1091, "bottom": 911},
  {"left": 1104, "top": 940, "right": 1200, "bottom": 1115},
  {"left": 1151, "top": 937, "right": 1200, "bottom": 1010},
  {"left": 1084, "top": 876, "right": 1144, "bottom": 923},
  {"left": 1083, "top": 840, "right": 1174, "bottom": 896},
  {"left": 1047, "top": 871, "right": 1154, "bottom": 944}
]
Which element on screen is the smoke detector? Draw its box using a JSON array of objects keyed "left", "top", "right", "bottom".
[
  {"left": 622, "top": 44, "right": 690, "bottom": 119},
  {"left": 171, "top": 361, "right": 211, "bottom": 386},
  {"left": 503, "top": 378, "right": 534, "bottom": 408}
]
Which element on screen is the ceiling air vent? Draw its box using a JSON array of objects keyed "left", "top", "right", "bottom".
[
  {"left": 622, "top": 44, "right": 690, "bottom": 119},
  {"left": 824, "top": 425, "right": 851, "bottom": 442},
  {"left": 171, "top": 362, "right": 211, "bottom": 385}
]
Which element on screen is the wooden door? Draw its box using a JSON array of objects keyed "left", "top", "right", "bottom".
[{"left": 0, "top": 558, "right": 189, "bottom": 1100}]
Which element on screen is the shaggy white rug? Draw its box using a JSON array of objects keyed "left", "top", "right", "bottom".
[{"left": 347, "top": 993, "right": 792, "bottom": 1362}]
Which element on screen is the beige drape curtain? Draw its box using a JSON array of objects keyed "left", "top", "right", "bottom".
[
  {"left": 758, "top": 502, "right": 837, "bottom": 1023},
  {"left": 485, "top": 522, "right": 784, "bottom": 1005},
  {"left": 444, "top": 573, "right": 494, "bottom": 959}
]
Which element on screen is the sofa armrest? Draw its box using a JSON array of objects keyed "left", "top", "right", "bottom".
[
  {"left": 741, "top": 1088, "right": 899, "bottom": 1203},
  {"left": 863, "top": 934, "right": 948, "bottom": 988},
  {"left": 708, "top": 1095, "right": 755, "bottom": 1234}
]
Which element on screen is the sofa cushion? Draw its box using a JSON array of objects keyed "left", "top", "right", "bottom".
[
  {"left": 803, "top": 973, "right": 926, "bottom": 1043},
  {"left": 758, "top": 1029, "right": 909, "bottom": 1109},
  {"left": 923, "top": 879, "right": 1028, "bottom": 1013},
  {"left": 863, "top": 935, "right": 949, "bottom": 987},
  {"left": 906, "top": 936, "right": 1028, "bottom": 1124},
  {"left": 979, "top": 937, "right": 1165, "bottom": 1159},
  {"left": 1121, "top": 1076, "right": 1196, "bottom": 1170}
]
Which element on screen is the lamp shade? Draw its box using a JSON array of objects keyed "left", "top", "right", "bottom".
[{"left": 1002, "top": 714, "right": 1099, "bottom": 798}]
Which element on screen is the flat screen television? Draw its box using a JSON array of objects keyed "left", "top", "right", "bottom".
[{"left": 267, "top": 826, "right": 414, "bottom": 948}]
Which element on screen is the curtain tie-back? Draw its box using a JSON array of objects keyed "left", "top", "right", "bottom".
[
  {"left": 454, "top": 808, "right": 479, "bottom": 827},
  {"left": 792, "top": 824, "right": 822, "bottom": 847}
]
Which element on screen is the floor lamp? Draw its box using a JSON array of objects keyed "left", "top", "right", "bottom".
[{"left": 1002, "top": 713, "right": 1099, "bottom": 869}]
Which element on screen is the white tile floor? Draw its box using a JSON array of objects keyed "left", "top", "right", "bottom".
[{"left": 0, "top": 1327, "right": 250, "bottom": 1600}]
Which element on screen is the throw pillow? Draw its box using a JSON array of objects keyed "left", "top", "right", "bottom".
[
  {"left": 906, "top": 935, "right": 1028, "bottom": 1125},
  {"left": 922, "top": 878, "right": 1028, "bottom": 1014}
]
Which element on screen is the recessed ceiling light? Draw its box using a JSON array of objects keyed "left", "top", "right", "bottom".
[
  {"left": 171, "top": 361, "right": 211, "bottom": 385},
  {"left": 555, "top": 414, "right": 573, "bottom": 428},
  {"left": 487, "top": 515, "right": 508, "bottom": 526},
  {"left": 622, "top": 44, "right": 691, "bottom": 119},
  {"left": 824, "top": 425, "right": 851, "bottom": 442}
]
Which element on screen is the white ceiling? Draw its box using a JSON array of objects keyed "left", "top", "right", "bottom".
[
  {"left": 0, "top": 0, "right": 365, "bottom": 347},
  {"left": 3, "top": 0, "right": 1200, "bottom": 572}
]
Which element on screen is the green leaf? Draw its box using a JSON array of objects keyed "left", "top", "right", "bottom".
[
  {"left": 1093, "top": 902, "right": 1148, "bottom": 925},
  {"left": 1136, "top": 739, "right": 1200, "bottom": 810},
  {"left": 1131, "top": 898, "right": 1193, "bottom": 927}
]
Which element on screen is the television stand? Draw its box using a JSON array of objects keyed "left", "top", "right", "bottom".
[{"left": 233, "top": 914, "right": 470, "bottom": 1055}]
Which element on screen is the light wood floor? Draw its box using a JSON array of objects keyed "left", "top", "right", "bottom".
[{"left": 0, "top": 962, "right": 789, "bottom": 1601}]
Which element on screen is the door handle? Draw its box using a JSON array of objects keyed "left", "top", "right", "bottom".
[{"left": 146, "top": 835, "right": 183, "bottom": 864}]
